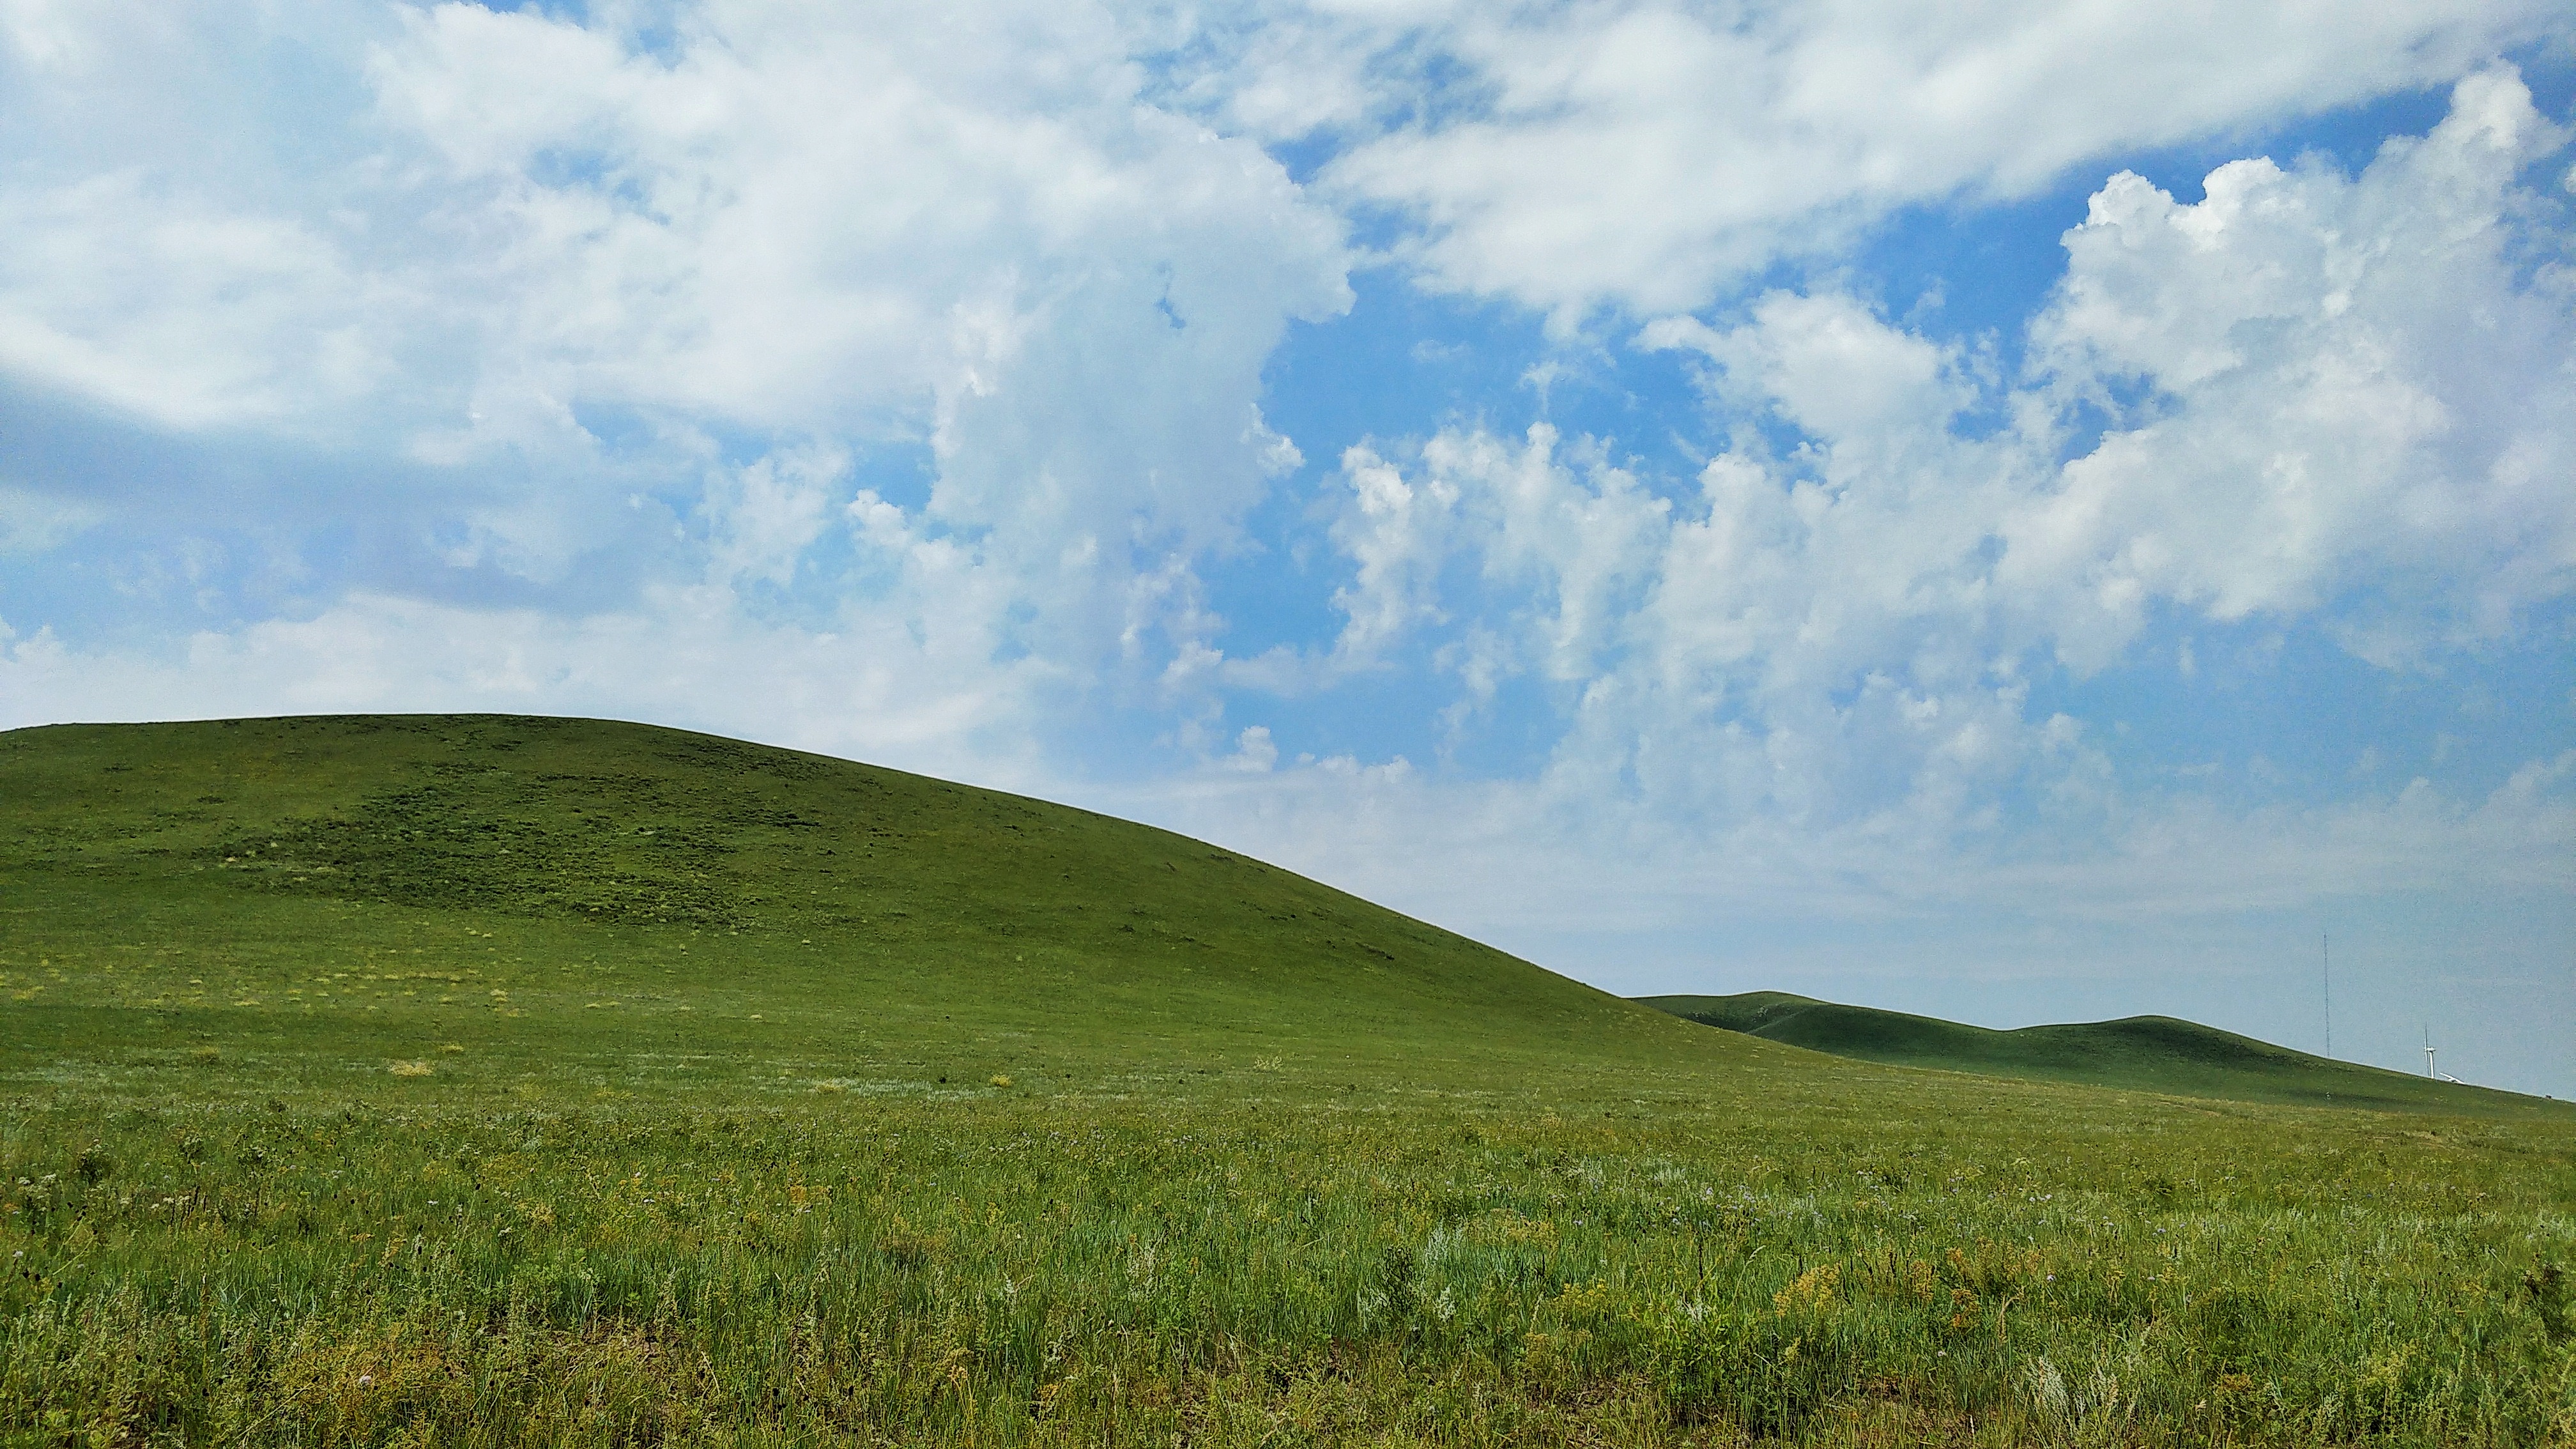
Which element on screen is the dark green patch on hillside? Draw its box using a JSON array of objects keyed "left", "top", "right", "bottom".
[{"left": 1640, "top": 990, "right": 2549, "bottom": 1116}]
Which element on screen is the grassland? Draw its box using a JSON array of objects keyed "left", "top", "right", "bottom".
[
  {"left": 3, "top": 715, "right": 2573, "bottom": 1446},
  {"left": 1638, "top": 993, "right": 2537, "bottom": 1116}
]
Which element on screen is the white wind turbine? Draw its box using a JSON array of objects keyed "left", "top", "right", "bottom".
[{"left": 2423, "top": 1026, "right": 2462, "bottom": 1084}]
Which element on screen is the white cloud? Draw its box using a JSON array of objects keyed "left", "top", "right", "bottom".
[
  {"left": 0, "top": 171, "right": 402, "bottom": 431},
  {"left": 1299, "top": 70, "right": 2575, "bottom": 843},
  {"left": 0, "top": 484, "right": 103, "bottom": 555},
  {"left": 362, "top": 1, "right": 1350, "bottom": 438},
  {"left": 1225, "top": 724, "right": 1279, "bottom": 772},
  {"left": 705, "top": 446, "right": 845, "bottom": 588},
  {"left": 0, "top": 586, "right": 1055, "bottom": 788},
  {"left": 0, "top": 0, "right": 1353, "bottom": 721},
  {"left": 1131, "top": 737, "right": 2576, "bottom": 954},
  {"left": 1160, "top": 0, "right": 2563, "bottom": 320},
  {"left": 2005, "top": 70, "right": 2576, "bottom": 666},
  {"left": 1329, "top": 441, "right": 1457, "bottom": 665},
  {"left": 1318, "top": 408, "right": 2048, "bottom": 835},
  {"left": 1328, "top": 424, "right": 1680, "bottom": 700}
]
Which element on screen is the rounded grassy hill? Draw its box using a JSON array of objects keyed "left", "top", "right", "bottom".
[{"left": 0, "top": 713, "right": 1778, "bottom": 1102}]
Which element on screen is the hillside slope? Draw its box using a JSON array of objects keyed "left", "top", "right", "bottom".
[
  {"left": 5, "top": 714, "right": 2562, "bottom": 1119},
  {"left": 1639, "top": 990, "right": 2542, "bottom": 1114},
  {"left": 1, "top": 714, "right": 1775, "bottom": 1101}
]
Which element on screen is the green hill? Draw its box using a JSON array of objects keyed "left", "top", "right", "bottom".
[
  {"left": 0, "top": 713, "right": 1764, "bottom": 1101},
  {"left": 1639, "top": 990, "right": 2536, "bottom": 1114},
  {"left": 3, "top": 713, "right": 2563, "bottom": 1119},
  {"left": 8, "top": 715, "right": 2576, "bottom": 1446}
]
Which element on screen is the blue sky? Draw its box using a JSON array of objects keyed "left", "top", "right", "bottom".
[{"left": 3, "top": 2, "right": 2571, "bottom": 1094}]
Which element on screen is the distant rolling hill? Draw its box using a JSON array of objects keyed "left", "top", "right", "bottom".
[{"left": 1639, "top": 990, "right": 2545, "bottom": 1114}]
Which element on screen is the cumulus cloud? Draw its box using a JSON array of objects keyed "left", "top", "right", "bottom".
[
  {"left": 705, "top": 447, "right": 846, "bottom": 588},
  {"left": 0, "top": 0, "right": 1351, "bottom": 737},
  {"left": 2006, "top": 70, "right": 2576, "bottom": 666},
  {"left": 1319, "top": 400, "right": 2049, "bottom": 836},
  {"left": 1292, "top": 70, "right": 2574, "bottom": 848},
  {"left": 8, "top": 52, "right": 2564, "bottom": 841},
  {"left": 363, "top": 2, "right": 1351, "bottom": 441},
  {"left": 1158, "top": 0, "right": 2561, "bottom": 320}
]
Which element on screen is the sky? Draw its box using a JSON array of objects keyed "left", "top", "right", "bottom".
[{"left": 3, "top": 1, "right": 2571, "bottom": 1096}]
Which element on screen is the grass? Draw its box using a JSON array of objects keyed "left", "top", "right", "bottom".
[
  {"left": 0, "top": 713, "right": 1682, "bottom": 1096},
  {"left": 3, "top": 714, "right": 2573, "bottom": 1446},
  {"left": 1636, "top": 993, "right": 2547, "bottom": 1116}
]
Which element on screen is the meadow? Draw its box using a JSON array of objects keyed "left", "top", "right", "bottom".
[{"left": 3, "top": 716, "right": 2572, "bottom": 1446}]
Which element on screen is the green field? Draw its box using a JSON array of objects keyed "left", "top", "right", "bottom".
[
  {"left": 1638, "top": 993, "right": 2542, "bottom": 1116},
  {"left": 4, "top": 715, "right": 2572, "bottom": 1446}
]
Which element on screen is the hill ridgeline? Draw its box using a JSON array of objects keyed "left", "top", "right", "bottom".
[{"left": 1637, "top": 990, "right": 2529, "bottom": 1114}]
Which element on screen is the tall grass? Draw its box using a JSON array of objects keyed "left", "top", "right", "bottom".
[{"left": 6, "top": 1091, "right": 2570, "bottom": 1446}]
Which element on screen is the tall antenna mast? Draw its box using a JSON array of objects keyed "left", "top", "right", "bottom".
[{"left": 2322, "top": 933, "right": 2333, "bottom": 1061}]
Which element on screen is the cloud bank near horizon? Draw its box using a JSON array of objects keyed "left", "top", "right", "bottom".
[{"left": 3, "top": 1, "right": 2570, "bottom": 1091}]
